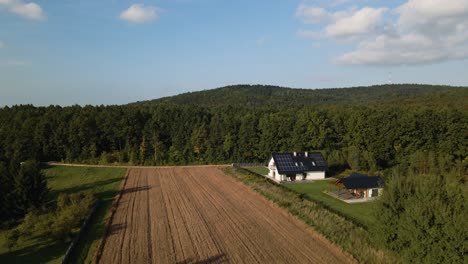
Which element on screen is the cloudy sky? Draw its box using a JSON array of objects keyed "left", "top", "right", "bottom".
[{"left": 1, "top": 0, "right": 468, "bottom": 106}]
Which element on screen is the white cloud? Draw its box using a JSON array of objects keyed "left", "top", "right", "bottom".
[
  {"left": 11, "top": 2, "right": 45, "bottom": 20},
  {"left": 0, "top": 0, "right": 46, "bottom": 21},
  {"left": 296, "top": 5, "right": 387, "bottom": 39},
  {"left": 325, "top": 7, "right": 387, "bottom": 38},
  {"left": 0, "top": 41, "right": 4, "bottom": 48},
  {"left": 296, "top": 0, "right": 468, "bottom": 65},
  {"left": 397, "top": 0, "right": 468, "bottom": 29},
  {"left": 295, "top": 4, "right": 329, "bottom": 24},
  {"left": 120, "top": 4, "right": 161, "bottom": 24}
]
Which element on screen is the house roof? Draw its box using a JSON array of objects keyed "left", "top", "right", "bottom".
[
  {"left": 340, "top": 173, "right": 383, "bottom": 189},
  {"left": 271, "top": 152, "right": 327, "bottom": 175}
]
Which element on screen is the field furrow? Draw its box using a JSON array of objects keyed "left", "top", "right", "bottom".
[{"left": 98, "top": 167, "right": 354, "bottom": 264}]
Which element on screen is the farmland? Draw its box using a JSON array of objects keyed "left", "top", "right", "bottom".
[{"left": 98, "top": 167, "right": 354, "bottom": 263}]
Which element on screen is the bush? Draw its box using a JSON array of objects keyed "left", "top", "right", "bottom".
[
  {"left": 4, "top": 229, "right": 20, "bottom": 252},
  {"left": 52, "top": 192, "right": 96, "bottom": 242},
  {"left": 13, "top": 192, "right": 96, "bottom": 243}
]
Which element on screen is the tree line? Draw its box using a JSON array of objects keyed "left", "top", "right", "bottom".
[{"left": 0, "top": 104, "right": 465, "bottom": 173}]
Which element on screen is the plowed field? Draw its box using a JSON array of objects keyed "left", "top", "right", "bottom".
[{"left": 99, "top": 167, "right": 353, "bottom": 263}]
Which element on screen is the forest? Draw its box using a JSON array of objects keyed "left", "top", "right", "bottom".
[
  {"left": 135, "top": 83, "right": 468, "bottom": 109},
  {"left": 0, "top": 84, "right": 467, "bottom": 262},
  {"left": 0, "top": 85, "right": 466, "bottom": 172}
]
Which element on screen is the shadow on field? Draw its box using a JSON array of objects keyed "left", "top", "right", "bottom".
[
  {"left": 109, "top": 223, "right": 127, "bottom": 235},
  {"left": 0, "top": 240, "right": 65, "bottom": 264},
  {"left": 49, "top": 178, "right": 122, "bottom": 197},
  {"left": 122, "top": 186, "right": 151, "bottom": 194},
  {"left": 177, "top": 253, "right": 227, "bottom": 264}
]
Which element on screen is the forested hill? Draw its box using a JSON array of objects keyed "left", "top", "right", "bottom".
[{"left": 133, "top": 84, "right": 468, "bottom": 108}]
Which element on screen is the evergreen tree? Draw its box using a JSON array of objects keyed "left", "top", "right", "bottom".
[
  {"left": 0, "top": 162, "right": 16, "bottom": 224},
  {"left": 14, "top": 160, "right": 49, "bottom": 214}
]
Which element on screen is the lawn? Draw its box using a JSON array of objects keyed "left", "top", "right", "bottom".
[
  {"left": 285, "top": 179, "right": 377, "bottom": 228},
  {"left": 0, "top": 166, "right": 126, "bottom": 264},
  {"left": 245, "top": 166, "right": 269, "bottom": 175}
]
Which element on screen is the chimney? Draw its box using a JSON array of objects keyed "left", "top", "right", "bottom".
[
  {"left": 293, "top": 152, "right": 297, "bottom": 156},
  {"left": 305, "top": 151, "right": 308, "bottom": 157}
]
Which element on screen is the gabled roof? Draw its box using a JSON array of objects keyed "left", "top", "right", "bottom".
[
  {"left": 271, "top": 152, "right": 327, "bottom": 174},
  {"left": 340, "top": 173, "right": 383, "bottom": 189}
]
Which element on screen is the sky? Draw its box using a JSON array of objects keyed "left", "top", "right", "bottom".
[{"left": 1, "top": 0, "right": 468, "bottom": 106}]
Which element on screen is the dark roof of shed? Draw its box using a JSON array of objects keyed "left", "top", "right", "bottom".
[
  {"left": 272, "top": 152, "right": 327, "bottom": 174},
  {"left": 340, "top": 173, "right": 383, "bottom": 189}
]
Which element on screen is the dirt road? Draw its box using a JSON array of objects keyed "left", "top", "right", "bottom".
[{"left": 98, "top": 167, "right": 354, "bottom": 263}]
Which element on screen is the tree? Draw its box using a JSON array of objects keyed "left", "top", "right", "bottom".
[
  {"left": 0, "top": 162, "right": 16, "bottom": 224},
  {"left": 223, "top": 133, "right": 234, "bottom": 160},
  {"left": 190, "top": 125, "right": 207, "bottom": 161},
  {"left": 374, "top": 173, "right": 467, "bottom": 263},
  {"left": 139, "top": 137, "right": 146, "bottom": 165},
  {"left": 14, "top": 160, "right": 49, "bottom": 213}
]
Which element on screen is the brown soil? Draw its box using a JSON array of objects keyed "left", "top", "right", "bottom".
[{"left": 99, "top": 167, "right": 354, "bottom": 264}]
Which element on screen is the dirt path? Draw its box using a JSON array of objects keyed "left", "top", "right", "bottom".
[
  {"left": 99, "top": 167, "right": 354, "bottom": 264},
  {"left": 45, "top": 162, "right": 229, "bottom": 169}
]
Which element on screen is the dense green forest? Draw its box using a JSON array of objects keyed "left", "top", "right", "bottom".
[
  {"left": 134, "top": 84, "right": 468, "bottom": 109},
  {"left": 0, "top": 84, "right": 467, "bottom": 262},
  {"left": 0, "top": 84, "right": 466, "bottom": 170}
]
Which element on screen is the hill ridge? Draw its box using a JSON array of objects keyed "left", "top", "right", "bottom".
[{"left": 131, "top": 83, "right": 468, "bottom": 108}]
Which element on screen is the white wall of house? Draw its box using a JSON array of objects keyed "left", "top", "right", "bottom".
[
  {"left": 268, "top": 158, "right": 282, "bottom": 181},
  {"left": 306, "top": 171, "right": 326, "bottom": 180},
  {"left": 268, "top": 158, "right": 275, "bottom": 177},
  {"left": 277, "top": 173, "right": 286, "bottom": 181}
]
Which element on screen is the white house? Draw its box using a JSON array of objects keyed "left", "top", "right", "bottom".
[{"left": 268, "top": 152, "right": 327, "bottom": 182}]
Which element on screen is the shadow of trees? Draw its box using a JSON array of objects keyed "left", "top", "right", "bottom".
[{"left": 0, "top": 239, "right": 66, "bottom": 264}]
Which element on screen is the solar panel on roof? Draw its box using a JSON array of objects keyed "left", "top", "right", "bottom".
[{"left": 273, "top": 152, "right": 327, "bottom": 174}]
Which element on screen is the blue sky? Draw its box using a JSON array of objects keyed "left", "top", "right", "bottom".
[{"left": 1, "top": 0, "right": 468, "bottom": 106}]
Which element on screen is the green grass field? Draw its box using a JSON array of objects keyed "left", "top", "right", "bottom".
[
  {"left": 285, "top": 180, "right": 376, "bottom": 228},
  {"left": 245, "top": 166, "right": 269, "bottom": 175},
  {"left": 0, "top": 166, "right": 126, "bottom": 264}
]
